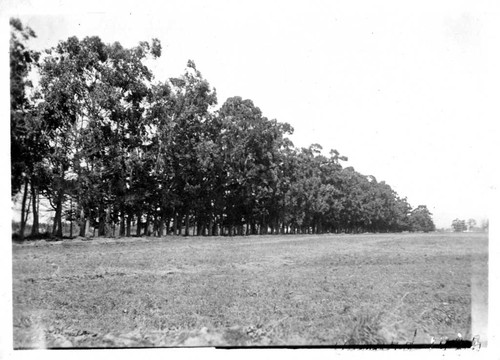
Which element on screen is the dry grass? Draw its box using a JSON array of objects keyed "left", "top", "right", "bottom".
[{"left": 12, "top": 232, "right": 487, "bottom": 348}]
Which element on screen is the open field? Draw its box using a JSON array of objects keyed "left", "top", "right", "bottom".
[{"left": 12, "top": 232, "right": 487, "bottom": 348}]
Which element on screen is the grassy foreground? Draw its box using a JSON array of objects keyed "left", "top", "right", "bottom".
[{"left": 12, "top": 232, "right": 487, "bottom": 348}]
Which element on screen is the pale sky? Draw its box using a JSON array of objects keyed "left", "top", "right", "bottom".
[{"left": 2, "top": 0, "right": 499, "bottom": 229}]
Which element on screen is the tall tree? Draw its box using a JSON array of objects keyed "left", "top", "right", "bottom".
[
  {"left": 217, "top": 96, "right": 293, "bottom": 235},
  {"left": 156, "top": 60, "right": 217, "bottom": 236},
  {"left": 10, "top": 18, "right": 41, "bottom": 239},
  {"left": 37, "top": 35, "right": 161, "bottom": 237}
]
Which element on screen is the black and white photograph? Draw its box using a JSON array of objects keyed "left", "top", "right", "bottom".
[{"left": 2, "top": 0, "right": 498, "bottom": 356}]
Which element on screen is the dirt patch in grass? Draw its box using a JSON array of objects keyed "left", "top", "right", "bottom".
[{"left": 12, "top": 232, "right": 487, "bottom": 348}]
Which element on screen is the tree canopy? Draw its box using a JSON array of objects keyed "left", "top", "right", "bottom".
[{"left": 11, "top": 19, "right": 436, "bottom": 238}]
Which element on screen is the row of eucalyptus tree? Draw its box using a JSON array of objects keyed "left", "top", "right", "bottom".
[{"left": 11, "top": 19, "right": 435, "bottom": 239}]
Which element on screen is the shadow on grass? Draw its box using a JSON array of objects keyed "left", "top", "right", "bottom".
[{"left": 12, "top": 232, "right": 77, "bottom": 243}]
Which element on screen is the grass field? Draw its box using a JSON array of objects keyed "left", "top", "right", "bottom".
[{"left": 12, "top": 232, "right": 488, "bottom": 348}]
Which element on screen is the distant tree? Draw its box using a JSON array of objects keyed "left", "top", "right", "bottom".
[
  {"left": 480, "top": 219, "right": 489, "bottom": 233},
  {"left": 451, "top": 218, "right": 467, "bottom": 232},
  {"left": 409, "top": 205, "right": 435, "bottom": 232},
  {"left": 467, "top": 218, "right": 477, "bottom": 231}
]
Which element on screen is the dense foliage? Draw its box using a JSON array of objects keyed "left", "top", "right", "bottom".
[{"left": 11, "top": 20, "right": 435, "bottom": 237}]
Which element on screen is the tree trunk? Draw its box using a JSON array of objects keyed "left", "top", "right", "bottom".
[
  {"left": 251, "top": 220, "right": 256, "bottom": 235},
  {"left": 126, "top": 214, "right": 132, "bottom": 237},
  {"left": 184, "top": 213, "right": 190, "bottom": 236},
  {"left": 30, "top": 182, "right": 39, "bottom": 237},
  {"left": 166, "top": 209, "right": 173, "bottom": 235},
  {"left": 107, "top": 204, "right": 112, "bottom": 237},
  {"left": 56, "top": 204, "right": 63, "bottom": 237},
  {"left": 145, "top": 214, "right": 151, "bottom": 236},
  {"left": 119, "top": 206, "right": 126, "bottom": 237},
  {"left": 136, "top": 211, "right": 142, "bottom": 236},
  {"left": 19, "top": 180, "right": 29, "bottom": 240},
  {"left": 78, "top": 206, "right": 86, "bottom": 237},
  {"left": 52, "top": 189, "right": 63, "bottom": 238},
  {"left": 79, "top": 218, "right": 86, "bottom": 237},
  {"left": 98, "top": 203, "right": 106, "bottom": 237},
  {"left": 218, "top": 211, "right": 224, "bottom": 236},
  {"left": 208, "top": 215, "right": 213, "bottom": 237},
  {"left": 167, "top": 217, "right": 172, "bottom": 235},
  {"left": 213, "top": 216, "right": 219, "bottom": 236},
  {"left": 152, "top": 215, "right": 158, "bottom": 237},
  {"left": 196, "top": 218, "right": 202, "bottom": 236},
  {"left": 158, "top": 214, "right": 164, "bottom": 237},
  {"left": 69, "top": 198, "right": 73, "bottom": 238},
  {"left": 173, "top": 211, "right": 178, "bottom": 235}
]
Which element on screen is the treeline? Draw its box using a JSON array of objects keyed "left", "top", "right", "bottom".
[
  {"left": 451, "top": 218, "right": 488, "bottom": 233},
  {"left": 11, "top": 19, "right": 435, "bottom": 239}
]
